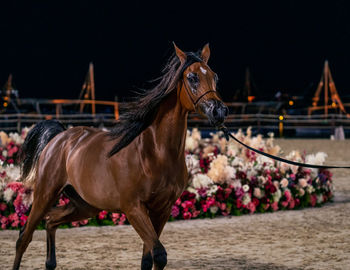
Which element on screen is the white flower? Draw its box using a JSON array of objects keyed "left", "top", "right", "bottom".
[
  {"left": 306, "top": 185, "right": 315, "bottom": 194},
  {"left": 2, "top": 150, "right": 7, "bottom": 157},
  {"left": 207, "top": 155, "right": 229, "bottom": 184},
  {"left": 242, "top": 184, "right": 250, "bottom": 192},
  {"left": 185, "top": 136, "right": 197, "bottom": 152},
  {"left": 272, "top": 189, "right": 282, "bottom": 202},
  {"left": 306, "top": 152, "right": 328, "bottom": 177},
  {"left": 187, "top": 187, "right": 200, "bottom": 200},
  {"left": 224, "top": 166, "right": 236, "bottom": 180},
  {"left": 231, "top": 180, "right": 242, "bottom": 190},
  {"left": 317, "top": 194, "right": 323, "bottom": 204},
  {"left": 242, "top": 193, "right": 251, "bottom": 206},
  {"left": 5, "top": 165, "right": 20, "bottom": 181},
  {"left": 207, "top": 185, "right": 218, "bottom": 196},
  {"left": 191, "top": 174, "right": 213, "bottom": 189},
  {"left": 210, "top": 206, "right": 218, "bottom": 214},
  {"left": 9, "top": 132, "right": 25, "bottom": 145},
  {"left": 3, "top": 188, "right": 14, "bottom": 202}
]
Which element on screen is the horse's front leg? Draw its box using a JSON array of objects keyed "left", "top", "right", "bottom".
[{"left": 125, "top": 203, "right": 167, "bottom": 270}]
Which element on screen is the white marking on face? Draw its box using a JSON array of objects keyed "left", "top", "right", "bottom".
[{"left": 200, "top": 67, "right": 207, "bottom": 74}]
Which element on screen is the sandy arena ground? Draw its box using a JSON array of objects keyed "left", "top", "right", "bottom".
[{"left": 1, "top": 139, "right": 350, "bottom": 270}]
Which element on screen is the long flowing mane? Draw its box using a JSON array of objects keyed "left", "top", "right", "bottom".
[{"left": 107, "top": 50, "right": 203, "bottom": 157}]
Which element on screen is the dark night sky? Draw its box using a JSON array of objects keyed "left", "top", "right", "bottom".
[{"left": 1, "top": 1, "right": 350, "bottom": 102}]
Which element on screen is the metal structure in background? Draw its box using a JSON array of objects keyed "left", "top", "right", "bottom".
[
  {"left": 309, "top": 60, "right": 349, "bottom": 117},
  {"left": 79, "top": 62, "right": 96, "bottom": 115}
]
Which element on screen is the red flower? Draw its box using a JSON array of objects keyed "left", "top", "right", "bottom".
[
  {"left": 183, "top": 211, "right": 192, "bottom": 220},
  {"left": 265, "top": 183, "right": 277, "bottom": 194},
  {"left": 310, "top": 194, "right": 317, "bottom": 207},
  {"left": 252, "top": 197, "right": 259, "bottom": 207},
  {"left": 236, "top": 199, "right": 242, "bottom": 209},
  {"left": 98, "top": 210, "right": 108, "bottom": 220}
]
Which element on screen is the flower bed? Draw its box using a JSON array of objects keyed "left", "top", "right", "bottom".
[{"left": 0, "top": 127, "right": 333, "bottom": 230}]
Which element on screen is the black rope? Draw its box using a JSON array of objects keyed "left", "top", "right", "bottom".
[{"left": 220, "top": 126, "right": 350, "bottom": 169}]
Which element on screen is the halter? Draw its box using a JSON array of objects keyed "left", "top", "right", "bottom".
[
  {"left": 180, "top": 52, "right": 216, "bottom": 109},
  {"left": 182, "top": 79, "right": 216, "bottom": 107}
]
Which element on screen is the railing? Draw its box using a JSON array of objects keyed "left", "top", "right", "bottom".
[{"left": 0, "top": 112, "right": 349, "bottom": 134}]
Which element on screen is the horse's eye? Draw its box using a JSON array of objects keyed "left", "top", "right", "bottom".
[{"left": 187, "top": 73, "right": 199, "bottom": 86}]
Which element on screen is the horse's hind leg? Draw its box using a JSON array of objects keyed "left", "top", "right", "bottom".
[
  {"left": 45, "top": 185, "right": 99, "bottom": 270},
  {"left": 13, "top": 182, "right": 64, "bottom": 270}
]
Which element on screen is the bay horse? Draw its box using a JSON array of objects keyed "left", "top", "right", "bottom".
[{"left": 13, "top": 43, "right": 228, "bottom": 270}]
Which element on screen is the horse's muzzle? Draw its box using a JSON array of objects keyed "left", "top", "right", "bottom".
[{"left": 200, "top": 99, "right": 228, "bottom": 126}]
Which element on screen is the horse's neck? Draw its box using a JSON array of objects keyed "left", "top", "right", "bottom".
[{"left": 146, "top": 91, "right": 188, "bottom": 158}]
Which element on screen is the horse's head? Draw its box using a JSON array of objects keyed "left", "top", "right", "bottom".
[{"left": 174, "top": 43, "right": 228, "bottom": 127}]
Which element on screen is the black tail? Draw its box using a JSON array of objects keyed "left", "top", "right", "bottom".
[{"left": 20, "top": 120, "right": 66, "bottom": 183}]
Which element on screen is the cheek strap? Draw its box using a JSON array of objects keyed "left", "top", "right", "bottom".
[{"left": 182, "top": 79, "right": 216, "bottom": 108}]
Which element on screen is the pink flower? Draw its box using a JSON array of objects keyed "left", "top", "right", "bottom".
[
  {"left": 271, "top": 202, "right": 279, "bottom": 211},
  {"left": 1, "top": 216, "right": 8, "bottom": 225},
  {"left": 20, "top": 215, "right": 28, "bottom": 226},
  {"left": 7, "top": 182, "right": 23, "bottom": 192},
  {"left": 171, "top": 206, "right": 180, "bottom": 218},
  {"left": 192, "top": 210, "right": 200, "bottom": 218},
  {"left": 224, "top": 188, "right": 232, "bottom": 199},
  {"left": 310, "top": 194, "right": 317, "bottom": 207},
  {"left": 281, "top": 201, "right": 288, "bottom": 208},
  {"left": 181, "top": 200, "right": 193, "bottom": 209},
  {"left": 280, "top": 178, "right": 289, "bottom": 188},
  {"left": 263, "top": 203, "right": 270, "bottom": 210},
  {"left": 0, "top": 203, "right": 7, "bottom": 211},
  {"left": 202, "top": 203, "right": 208, "bottom": 213},
  {"left": 207, "top": 197, "right": 216, "bottom": 207},
  {"left": 219, "top": 203, "right": 226, "bottom": 211},
  {"left": 247, "top": 202, "right": 256, "bottom": 214},
  {"left": 98, "top": 210, "right": 108, "bottom": 220},
  {"left": 284, "top": 190, "right": 292, "bottom": 202},
  {"left": 175, "top": 198, "right": 181, "bottom": 206},
  {"left": 288, "top": 198, "right": 295, "bottom": 209},
  {"left": 71, "top": 221, "right": 80, "bottom": 227},
  {"left": 79, "top": 219, "right": 88, "bottom": 225}
]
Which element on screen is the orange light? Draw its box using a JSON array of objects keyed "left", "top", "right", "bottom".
[
  {"left": 289, "top": 100, "right": 294, "bottom": 106},
  {"left": 3, "top": 96, "right": 9, "bottom": 101},
  {"left": 247, "top": 96, "right": 255, "bottom": 103},
  {"left": 279, "top": 115, "right": 284, "bottom": 121},
  {"left": 3, "top": 102, "right": 8, "bottom": 107},
  {"left": 331, "top": 102, "right": 336, "bottom": 108}
]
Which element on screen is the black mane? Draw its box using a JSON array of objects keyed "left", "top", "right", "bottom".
[{"left": 108, "top": 50, "right": 203, "bottom": 157}]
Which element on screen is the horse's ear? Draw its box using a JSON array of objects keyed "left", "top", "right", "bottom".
[
  {"left": 173, "top": 42, "right": 187, "bottom": 65},
  {"left": 201, "top": 43, "right": 210, "bottom": 64}
]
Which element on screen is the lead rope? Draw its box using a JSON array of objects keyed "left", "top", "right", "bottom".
[{"left": 219, "top": 125, "right": 350, "bottom": 169}]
